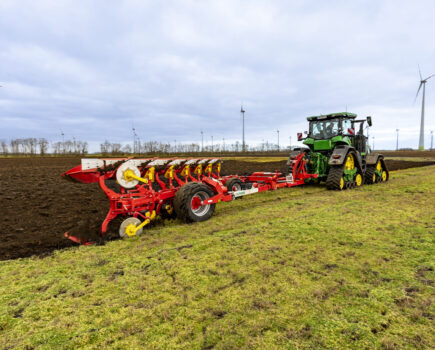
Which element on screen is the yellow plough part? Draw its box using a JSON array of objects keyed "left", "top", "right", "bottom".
[{"left": 124, "top": 211, "right": 156, "bottom": 237}]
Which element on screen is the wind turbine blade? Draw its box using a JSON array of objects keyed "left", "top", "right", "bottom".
[
  {"left": 414, "top": 82, "right": 423, "bottom": 103},
  {"left": 418, "top": 64, "right": 423, "bottom": 80},
  {"left": 424, "top": 74, "right": 435, "bottom": 81}
]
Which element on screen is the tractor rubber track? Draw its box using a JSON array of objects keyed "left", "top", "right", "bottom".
[
  {"left": 365, "top": 166, "right": 376, "bottom": 184},
  {"left": 326, "top": 165, "right": 343, "bottom": 190}
]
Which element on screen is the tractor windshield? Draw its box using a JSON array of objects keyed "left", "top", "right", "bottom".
[{"left": 309, "top": 118, "right": 339, "bottom": 139}]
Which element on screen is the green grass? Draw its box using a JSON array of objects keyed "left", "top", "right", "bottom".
[{"left": 1, "top": 166, "right": 434, "bottom": 349}]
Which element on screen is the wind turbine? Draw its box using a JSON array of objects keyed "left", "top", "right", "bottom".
[
  {"left": 240, "top": 106, "right": 246, "bottom": 152},
  {"left": 415, "top": 66, "right": 434, "bottom": 150}
]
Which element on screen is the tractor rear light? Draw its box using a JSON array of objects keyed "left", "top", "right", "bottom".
[{"left": 333, "top": 155, "right": 340, "bottom": 159}]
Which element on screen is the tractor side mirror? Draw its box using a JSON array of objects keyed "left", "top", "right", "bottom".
[{"left": 367, "top": 116, "right": 372, "bottom": 127}]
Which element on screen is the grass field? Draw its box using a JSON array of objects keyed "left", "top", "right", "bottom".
[{"left": 0, "top": 166, "right": 434, "bottom": 349}]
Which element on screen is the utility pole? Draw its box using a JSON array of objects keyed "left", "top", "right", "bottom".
[
  {"left": 211, "top": 136, "right": 213, "bottom": 152},
  {"left": 60, "top": 130, "right": 65, "bottom": 154},
  {"left": 241, "top": 106, "right": 245, "bottom": 152},
  {"left": 277, "top": 130, "right": 280, "bottom": 151},
  {"left": 174, "top": 139, "right": 176, "bottom": 153},
  {"left": 222, "top": 138, "right": 225, "bottom": 152},
  {"left": 396, "top": 129, "right": 399, "bottom": 151},
  {"left": 201, "top": 130, "right": 204, "bottom": 152},
  {"left": 289, "top": 136, "right": 292, "bottom": 150},
  {"left": 132, "top": 126, "right": 137, "bottom": 154},
  {"left": 372, "top": 136, "right": 375, "bottom": 150}
]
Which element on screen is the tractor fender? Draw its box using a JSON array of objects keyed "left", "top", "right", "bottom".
[
  {"left": 366, "top": 152, "right": 382, "bottom": 165},
  {"left": 329, "top": 145, "right": 363, "bottom": 172},
  {"left": 366, "top": 153, "right": 389, "bottom": 179}
]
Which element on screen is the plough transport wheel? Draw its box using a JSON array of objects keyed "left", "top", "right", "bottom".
[
  {"left": 174, "top": 182, "right": 216, "bottom": 222},
  {"left": 225, "top": 178, "right": 243, "bottom": 192}
]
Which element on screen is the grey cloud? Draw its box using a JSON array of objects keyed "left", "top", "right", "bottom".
[{"left": 0, "top": 0, "right": 434, "bottom": 150}]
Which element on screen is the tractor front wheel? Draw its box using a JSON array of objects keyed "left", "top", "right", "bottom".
[
  {"left": 326, "top": 165, "right": 345, "bottom": 190},
  {"left": 174, "top": 182, "right": 216, "bottom": 222}
]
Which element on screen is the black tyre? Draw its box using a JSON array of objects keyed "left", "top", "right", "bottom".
[
  {"left": 364, "top": 166, "right": 376, "bottom": 185},
  {"left": 326, "top": 166, "right": 345, "bottom": 190},
  {"left": 225, "top": 178, "right": 243, "bottom": 192},
  {"left": 174, "top": 182, "right": 216, "bottom": 222}
]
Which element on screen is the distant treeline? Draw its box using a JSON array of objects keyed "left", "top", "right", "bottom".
[
  {"left": 1, "top": 138, "right": 287, "bottom": 156},
  {"left": 0, "top": 138, "right": 88, "bottom": 156},
  {"left": 101, "top": 140, "right": 287, "bottom": 155}
]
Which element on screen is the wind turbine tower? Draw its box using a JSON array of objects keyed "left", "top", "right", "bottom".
[
  {"left": 241, "top": 106, "right": 246, "bottom": 152},
  {"left": 415, "top": 67, "right": 434, "bottom": 150}
]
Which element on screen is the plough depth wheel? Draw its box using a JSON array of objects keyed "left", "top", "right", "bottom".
[
  {"left": 174, "top": 182, "right": 216, "bottom": 222},
  {"left": 119, "top": 217, "right": 143, "bottom": 238}
]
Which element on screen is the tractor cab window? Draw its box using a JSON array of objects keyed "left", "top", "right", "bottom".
[
  {"left": 342, "top": 119, "right": 352, "bottom": 134},
  {"left": 310, "top": 119, "right": 339, "bottom": 139}
]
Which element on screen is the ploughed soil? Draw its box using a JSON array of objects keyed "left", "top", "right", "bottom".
[{"left": 1, "top": 156, "right": 434, "bottom": 261}]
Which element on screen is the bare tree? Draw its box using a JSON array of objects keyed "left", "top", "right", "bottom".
[
  {"left": 1, "top": 140, "right": 8, "bottom": 156},
  {"left": 100, "top": 140, "right": 112, "bottom": 156},
  {"left": 122, "top": 144, "right": 132, "bottom": 154},
  {"left": 111, "top": 143, "right": 122, "bottom": 155},
  {"left": 38, "top": 138, "right": 49, "bottom": 156}
]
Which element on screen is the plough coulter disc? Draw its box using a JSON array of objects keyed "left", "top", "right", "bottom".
[
  {"left": 116, "top": 163, "right": 141, "bottom": 189},
  {"left": 119, "top": 217, "right": 143, "bottom": 238}
]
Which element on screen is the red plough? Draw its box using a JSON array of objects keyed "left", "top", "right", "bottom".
[{"left": 62, "top": 155, "right": 316, "bottom": 244}]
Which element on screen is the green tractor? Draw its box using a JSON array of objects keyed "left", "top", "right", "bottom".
[{"left": 288, "top": 112, "right": 389, "bottom": 190}]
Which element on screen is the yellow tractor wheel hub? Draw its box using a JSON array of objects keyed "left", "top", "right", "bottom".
[
  {"left": 376, "top": 161, "right": 382, "bottom": 172},
  {"left": 339, "top": 177, "right": 344, "bottom": 190},
  {"left": 345, "top": 154, "right": 355, "bottom": 171},
  {"left": 355, "top": 174, "right": 362, "bottom": 186},
  {"left": 382, "top": 171, "right": 387, "bottom": 181}
]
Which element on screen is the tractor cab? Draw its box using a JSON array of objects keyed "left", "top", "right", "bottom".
[
  {"left": 300, "top": 112, "right": 370, "bottom": 155},
  {"left": 307, "top": 112, "right": 356, "bottom": 140}
]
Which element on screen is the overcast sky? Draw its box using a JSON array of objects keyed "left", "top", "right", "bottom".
[{"left": 1, "top": 0, "right": 434, "bottom": 151}]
